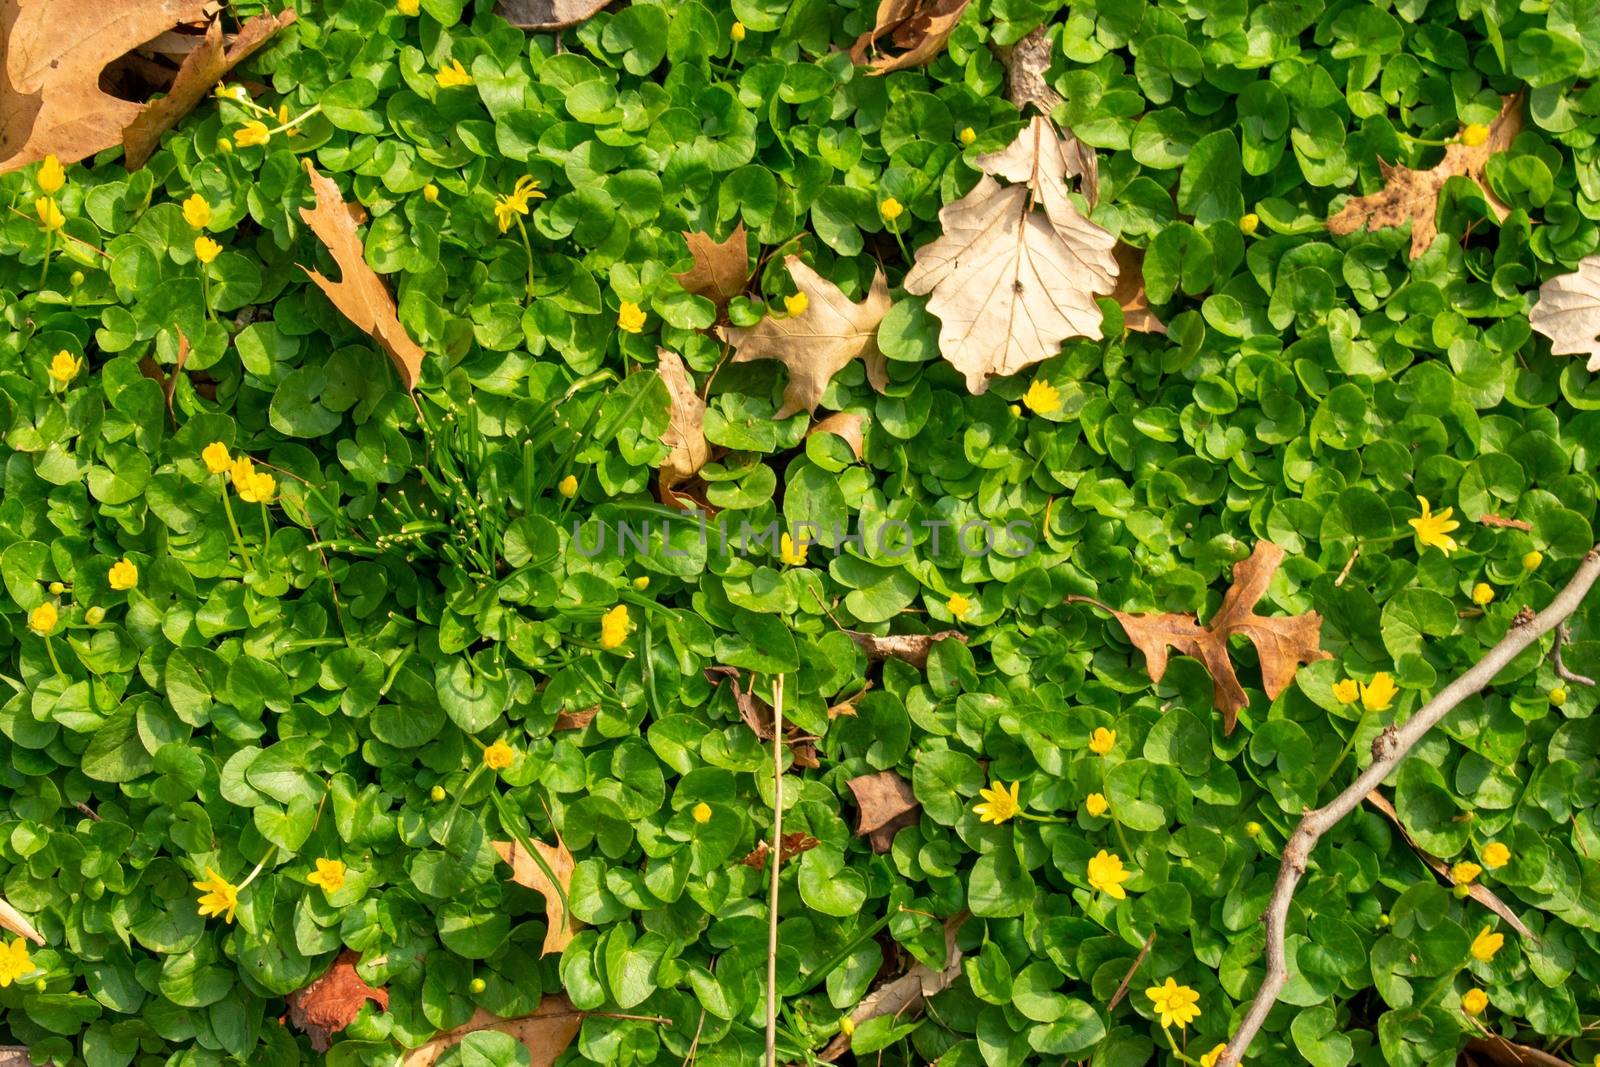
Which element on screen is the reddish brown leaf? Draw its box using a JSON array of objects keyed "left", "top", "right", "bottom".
[
  {"left": 286, "top": 950, "right": 388, "bottom": 1053},
  {"left": 401, "top": 998, "right": 584, "bottom": 1067},
  {"left": 552, "top": 704, "right": 597, "bottom": 731},
  {"left": 846, "top": 629, "right": 966, "bottom": 670},
  {"left": 807, "top": 412, "right": 866, "bottom": 460},
  {"left": 492, "top": 835, "right": 579, "bottom": 956},
  {"left": 673, "top": 223, "right": 749, "bottom": 307},
  {"left": 849, "top": 0, "right": 973, "bottom": 74},
  {"left": 1069, "top": 541, "right": 1329, "bottom": 733},
  {"left": 1111, "top": 244, "right": 1165, "bottom": 335},
  {"left": 846, "top": 770, "right": 920, "bottom": 853},
  {"left": 740, "top": 831, "right": 821, "bottom": 871}
]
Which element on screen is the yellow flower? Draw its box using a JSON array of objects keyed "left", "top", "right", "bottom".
[
  {"left": 1089, "top": 727, "right": 1116, "bottom": 756},
  {"left": 37, "top": 155, "right": 64, "bottom": 194},
  {"left": 194, "top": 867, "right": 240, "bottom": 924},
  {"left": 436, "top": 58, "right": 474, "bottom": 88},
  {"left": 947, "top": 592, "right": 971, "bottom": 619},
  {"left": 308, "top": 858, "right": 346, "bottom": 894},
  {"left": 1085, "top": 792, "right": 1108, "bottom": 817},
  {"left": 973, "top": 780, "right": 1020, "bottom": 825},
  {"left": 959, "top": 126, "right": 976, "bottom": 146},
  {"left": 235, "top": 120, "right": 271, "bottom": 147},
  {"left": 423, "top": 183, "right": 439, "bottom": 202},
  {"left": 1461, "top": 988, "right": 1488, "bottom": 1016},
  {"left": 730, "top": 20, "right": 746, "bottom": 40},
  {"left": 483, "top": 739, "right": 515, "bottom": 770},
  {"left": 600, "top": 604, "right": 631, "bottom": 649},
  {"left": 1022, "top": 379, "right": 1061, "bottom": 414},
  {"left": 1145, "top": 977, "right": 1201, "bottom": 1029},
  {"left": 230, "top": 456, "right": 256, "bottom": 494},
  {"left": 238, "top": 472, "right": 277, "bottom": 505},
  {"left": 0, "top": 940, "right": 33, "bottom": 988},
  {"left": 1200, "top": 1044, "right": 1228, "bottom": 1067},
  {"left": 28, "top": 602, "right": 57, "bottom": 636},
  {"left": 48, "top": 350, "right": 81, "bottom": 384},
  {"left": 194, "top": 236, "right": 222, "bottom": 264},
  {"left": 1409, "top": 497, "right": 1461, "bottom": 555},
  {"left": 108, "top": 558, "right": 138, "bottom": 591},
  {"left": 493, "top": 175, "right": 545, "bottom": 232},
  {"left": 1332, "top": 678, "right": 1359, "bottom": 704},
  {"left": 35, "top": 196, "right": 64, "bottom": 231},
  {"left": 880, "top": 197, "right": 904, "bottom": 221},
  {"left": 1087, "top": 849, "right": 1131, "bottom": 899},
  {"left": 617, "top": 300, "right": 647, "bottom": 334},
  {"left": 692, "top": 802, "right": 712, "bottom": 824},
  {"left": 1482, "top": 842, "right": 1510, "bottom": 869},
  {"left": 1239, "top": 212, "right": 1260, "bottom": 235},
  {"left": 1360, "top": 672, "right": 1397, "bottom": 712},
  {"left": 1461, "top": 123, "right": 1490, "bottom": 147},
  {"left": 398, "top": 0, "right": 420, "bottom": 13},
  {"left": 182, "top": 194, "right": 212, "bottom": 229},
  {"left": 1452, "top": 861, "right": 1482, "bottom": 885},
  {"left": 1471, "top": 926, "right": 1504, "bottom": 962},
  {"left": 558, "top": 474, "right": 578, "bottom": 498},
  {"left": 1471, "top": 583, "right": 1494, "bottom": 606},
  {"left": 784, "top": 291, "right": 808, "bottom": 317},
  {"left": 1523, "top": 551, "right": 1542, "bottom": 571},
  {"left": 779, "top": 532, "right": 808, "bottom": 566},
  {"left": 203, "top": 442, "right": 232, "bottom": 474}
]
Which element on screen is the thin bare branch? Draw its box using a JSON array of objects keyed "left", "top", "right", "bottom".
[
  {"left": 1478, "top": 513, "right": 1532, "bottom": 531},
  {"left": 1216, "top": 546, "right": 1600, "bottom": 1067},
  {"left": 1105, "top": 929, "right": 1156, "bottom": 1012},
  {"left": 765, "top": 674, "right": 786, "bottom": 1067},
  {"left": 1550, "top": 622, "right": 1595, "bottom": 686}
]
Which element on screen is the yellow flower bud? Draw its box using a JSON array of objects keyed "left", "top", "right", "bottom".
[
  {"left": 959, "top": 127, "right": 976, "bottom": 146},
  {"left": 470, "top": 977, "right": 486, "bottom": 994},
  {"left": 398, "top": 0, "right": 420, "bottom": 13},
  {"left": 423, "top": 183, "right": 439, "bottom": 202},
  {"left": 632, "top": 576, "right": 650, "bottom": 591},
  {"left": 430, "top": 785, "right": 446, "bottom": 802},
  {"left": 559, "top": 474, "right": 578, "bottom": 498},
  {"left": 37, "top": 155, "right": 65, "bottom": 194},
  {"left": 730, "top": 20, "right": 746, "bottom": 40},
  {"left": 880, "top": 197, "right": 903, "bottom": 222},
  {"left": 692, "top": 802, "right": 712, "bottom": 823},
  {"left": 1471, "top": 583, "right": 1494, "bottom": 606},
  {"left": 85, "top": 606, "right": 106, "bottom": 626},
  {"left": 194, "top": 236, "right": 222, "bottom": 264},
  {"left": 1550, "top": 686, "right": 1567, "bottom": 706},
  {"left": 1460, "top": 123, "right": 1490, "bottom": 147},
  {"left": 1239, "top": 212, "right": 1260, "bottom": 235},
  {"left": 784, "top": 291, "right": 808, "bottom": 317},
  {"left": 1523, "top": 551, "right": 1542, "bottom": 571}
]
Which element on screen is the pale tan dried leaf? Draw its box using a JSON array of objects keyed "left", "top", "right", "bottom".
[
  {"left": 807, "top": 411, "right": 866, "bottom": 460},
  {"left": 998, "top": 25, "right": 1065, "bottom": 121},
  {"left": 657, "top": 349, "right": 710, "bottom": 487},
  {"left": 0, "top": 1048, "right": 26, "bottom": 1067},
  {"left": 493, "top": 836, "right": 579, "bottom": 956},
  {"left": 1111, "top": 244, "right": 1165, "bottom": 335},
  {"left": 286, "top": 950, "right": 389, "bottom": 1053},
  {"left": 846, "top": 629, "right": 966, "bottom": 670},
  {"left": 819, "top": 913, "right": 968, "bottom": 1061},
  {"left": 401, "top": 999, "right": 584, "bottom": 1067},
  {"left": 1529, "top": 253, "right": 1600, "bottom": 372},
  {"left": 122, "top": 9, "right": 295, "bottom": 169},
  {"left": 674, "top": 223, "right": 749, "bottom": 307},
  {"left": 721, "top": 256, "right": 891, "bottom": 418},
  {"left": 0, "top": 897, "right": 43, "bottom": 946},
  {"left": 846, "top": 770, "right": 920, "bottom": 853},
  {"left": 0, "top": 0, "right": 210, "bottom": 173},
  {"left": 740, "top": 831, "right": 820, "bottom": 871},
  {"left": 494, "top": 0, "right": 609, "bottom": 29},
  {"left": 1327, "top": 94, "right": 1521, "bottom": 260},
  {"left": 1069, "top": 542, "right": 1329, "bottom": 734},
  {"left": 905, "top": 117, "right": 1118, "bottom": 394},
  {"left": 849, "top": 0, "right": 973, "bottom": 74},
  {"left": 299, "top": 161, "right": 428, "bottom": 390}
]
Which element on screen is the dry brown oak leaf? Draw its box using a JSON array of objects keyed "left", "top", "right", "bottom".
[
  {"left": 1069, "top": 541, "right": 1329, "bottom": 734},
  {"left": 846, "top": 628, "right": 965, "bottom": 670},
  {"left": 904, "top": 114, "right": 1118, "bottom": 394},
  {"left": 1326, "top": 93, "right": 1522, "bottom": 260},
  {"left": 299, "top": 161, "right": 428, "bottom": 390},
  {"left": 673, "top": 223, "right": 749, "bottom": 308},
  {"left": 656, "top": 348, "right": 710, "bottom": 488},
  {"left": 1528, "top": 253, "right": 1600, "bottom": 372},
  {"left": 721, "top": 255, "right": 890, "bottom": 419},
  {"left": 492, "top": 835, "right": 579, "bottom": 956},
  {"left": 819, "top": 913, "right": 968, "bottom": 1062},
  {"left": 401, "top": 998, "right": 584, "bottom": 1067},
  {"left": 494, "top": 0, "right": 608, "bottom": 30},
  {"left": 846, "top": 770, "right": 921, "bottom": 853},
  {"left": 849, "top": 0, "right": 973, "bottom": 74},
  {"left": 285, "top": 950, "right": 389, "bottom": 1053}
]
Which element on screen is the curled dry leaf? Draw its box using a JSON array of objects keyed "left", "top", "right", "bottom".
[
  {"left": 819, "top": 912, "right": 968, "bottom": 1062},
  {"left": 401, "top": 998, "right": 584, "bottom": 1067},
  {"left": 493, "top": 835, "right": 579, "bottom": 956},
  {"left": 673, "top": 223, "right": 749, "bottom": 308},
  {"left": 494, "top": 0, "right": 609, "bottom": 30},
  {"left": 850, "top": 0, "right": 973, "bottom": 74},
  {"left": 721, "top": 256, "right": 891, "bottom": 419},
  {"left": 846, "top": 770, "right": 921, "bottom": 853},
  {"left": 1068, "top": 541, "right": 1329, "bottom": 734},
  {"left": 904, "top": 115, "right": 1118, "bottom": 394},
  {"left": 0, "top": 0, "right": 209, "bottom": 173},
  {"left": 806, "top": 411, "right": 866, "bottom": 460},
  {"left": 1111, "top": 244, "right": 1165, "bottom": 335},
  {"left": 656, "top": 348, "right": 710, "bottom": 488},
  {"left": 122, "top": 9, "right": 297, "bottom": 169},
  {"left": 847, "top": 628, "right": 966, "bottom": 670},
  {"left": 299, "top": 161, "right": 428, "bottom": 391},
  {"left": 1529, "top": 253, "right": 1600, "bottom": 371},
  {"left": 740, "top": 831, "right": 821, "bottom": 871},
  {"left": 1327, "top": 94, "right": 1521, "bottom": 260},
  {"left": 0, "top": 897, "right": 43, "bottom": 946},
  {"left": 996, "top": 25, "right": 1067, "bottom": 135},
  {"left": 703, "top": 665, "right": 819, "bottom": 768},
  {"left": 285, "top": 950, "right": 389, "bottom": 1053}
]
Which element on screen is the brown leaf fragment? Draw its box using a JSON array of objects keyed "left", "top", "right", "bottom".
[
  {"left": 740, "top": 831, "right": 821, "bottom": 871},
  {"left": 1477, "top": 513, "right": 1532, "bottom": 531},
  {"left": 997, "top": 24, "right": 1064, "bottom": 117},
  {"left": 1069, "top": 541, "right": 1329, "bottom": 734},
  {"left": 703, "top": 665, "right": 820, "bottom": 768},
  {"left": 1111, "top": 244, "right": 1166, "bottom": 335},
  {"left": 657, "top": 349, "right": 710, "bottom": 489},
  {"left": 401, "top": 999, "right": 584, "bottom": 1067},
  {"left": 492, "top": 835, "right": 579, "bottom": 956},
  {"left": 0, "top": 1048, "right": 26, "bottom": 1066},
  {"left": 819, "top": 913, "right": 968, "bottom": 1062},
  {"left": 849, "top": 0, "right": 973, "bottom": 74},
  {"left": 673, "top": 223, "right": 749, "bottom": 308},
  {"left": 0, "top": 897, "right": 43, "bottom": 947},
  {"left": 298, "top": 160, "right": 427, "bottom": 390},
  {"left": 494, "top": 0, "right": 610, "bottom": 30},
  {"left": 122, "top": 9, "right": 296, "bottom": 170},
  {"left": 806, "top": 411, "right": 866, "bottom": 460},
  {"left": 846, "top": 771, "right": 920, "bottom": 853},
  {"left": 846, "top": 629, "right": 966, "bottom": 670},
  {"left": 286, "top": 950, "right": 389, "bottom": 1053},
  {"left": 552, "top": 704, "right": 597, "bottom": 731},
  {"left": 1461, "top": 1036, "right": 1569, "bottom": 1067},
  {"left": 721, "top": 256, "right": 891, "bottom": 418},
  {"left": 1327, "top": 94, "right": 1522, "bottom": 260},
  {"left": 1529, "top": 253, "right": 1600, "bottom": 372},
  {"left": 0, "top": 0, "right": 209, "bottom": 174},
  {"left": 1365, "top": 792, "right": 1535, "bottom": 941}
]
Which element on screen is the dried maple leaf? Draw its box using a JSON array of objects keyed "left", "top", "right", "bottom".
[
  {"left": 493, "top": 0, "right": 609, "bottom": 30},
  {"left": 298, "top": 161, "right": 427, "bottom": 390},
  {"left": 1111, "top": 244, "right": 1165, "bottom": 335},
  {"left": 849, "top": 0, "right": 973, "bottom": 74},
  {"left": 846, "top": 628, "right": 966, "bottom": 670},
  {"left": 1529, "top": 253, "right": 1600, "bottom": 371},
  {"left": 492, "top": 835, "right": 578, "bottom": 956},
  {"left": 819, "top": 913, "right": 968, "bottom": 1062},
  {"left": 285, "top": 950, "right": 388, "bottom": 1053},
  {"left": 904, "top": 116, "right": 1118, "bottom": 394},
  {"left": 740, "top": 831, "right": 821, "bottom": 871},
  {"left": 846, "top": 771, "right": 920, "bottom": 853},
  {"left": 1327, "top": 94, "right": 1522, "bottom": 260},
  {"left": 401, "top": 998, "right": 584, "bottom": 1067},
  {"left": 657, "top": 348, "right": 710, "bottom": 489},
  {"left": 673, "top": 223, "right": 749, "bottom": 308},
  {"left": 721, "top": 255, "right": 890, "bottom": 419},
  {"left": 806, "top": 411, "right": 866, "bottom": 460},
  {"left": 122, "top": 10, "right": 295, "bottom": 169},
  {"left": 703, "top": 665, "right": 820, "bottom": 768},
  {"left": 1068, "top": 541, "right": 1329, "bottom": 734}
]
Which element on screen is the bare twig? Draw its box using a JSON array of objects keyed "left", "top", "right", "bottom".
[
  {"left": 765, "top": 673, "right": 785, "bottom": 1067},
  {"left": 1478, "top": 513, "right": 1532, "bottom": 531},
  {"left": 1334, "top": 546, "right": 1359, "bottom": 587},
  {"left": 1550, "top": 622, "right": 1595, "bottom": 686},
  {"left": 1216, "top": 547, "right": 1600, "bottom": 1067},
  {"left": 1105, "top": 929, "right": 1156, "bottom": 1012}
]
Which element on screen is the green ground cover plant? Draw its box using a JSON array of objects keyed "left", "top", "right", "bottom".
[{"left": 2, "top": 0, "right": 1600, "bottom": 1064}]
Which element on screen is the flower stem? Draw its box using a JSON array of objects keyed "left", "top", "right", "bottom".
[
  {"left": 200, "top": 266, "right": 215, "bottom": 322},
  {"left": 220, "top": 481, "right": 254, "bottom": 571},
  {"left": 888, "top": 219, "right": 911, "bottom": 263},
  {"left": 1101, "top": 763, "right": 1136, "bottom": 859},
  {"left": 515, "top": 217, "right": 535, "bottom": 299},
  {"left": 259, "top": 501, "right": 271, "bottom": 557},
  {"left": 42, "top": 634, "right": 65, "bottom": 682},
  {"left": 38, "top": 231, "right": 52, "bottom": 290},
  {"left": 1018, "top": 811, "right": 1070, "bottom": 824},
  {"left": 1315, "top": 708, "right": 1371, "bottom": 790}
]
